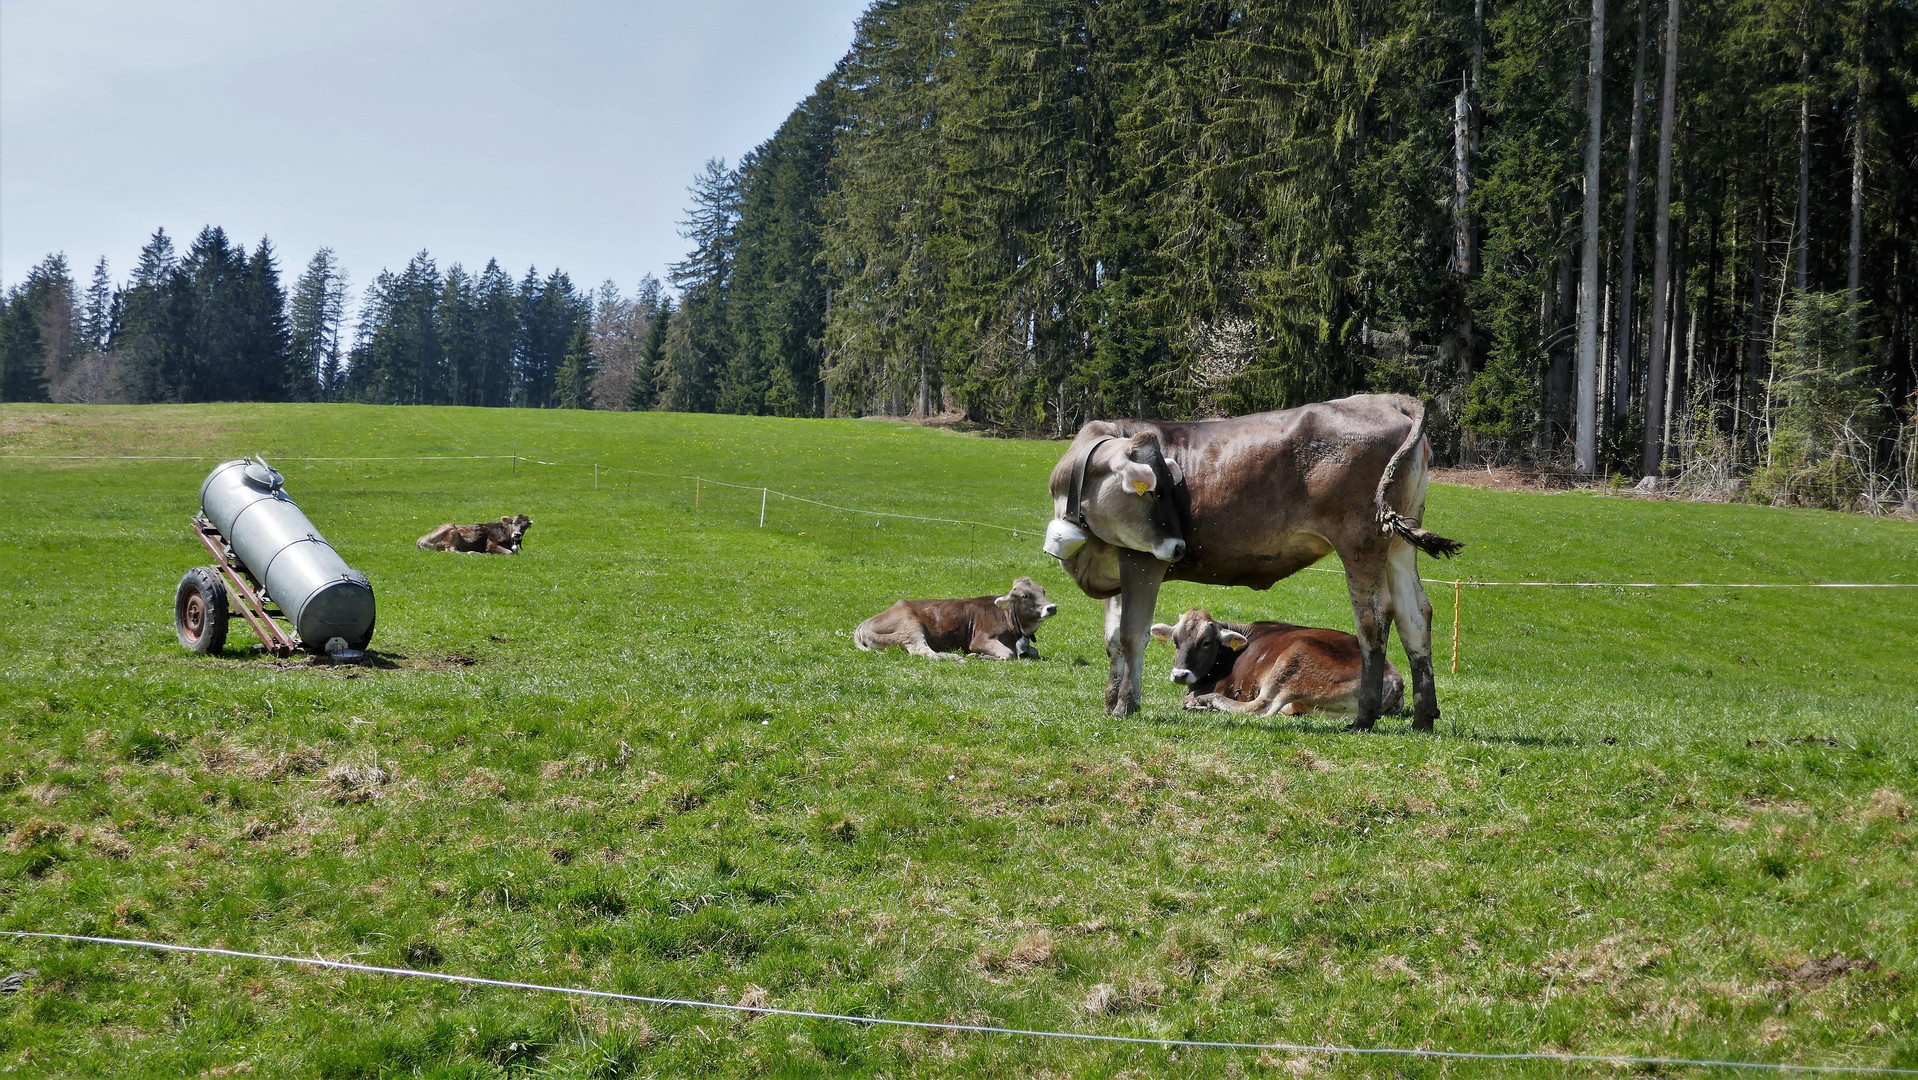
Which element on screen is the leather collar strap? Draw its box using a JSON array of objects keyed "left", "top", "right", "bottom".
[{"left": 1066, "top": 436, "right": 1112, "bottom": 531}]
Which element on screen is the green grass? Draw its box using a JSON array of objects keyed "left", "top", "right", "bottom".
[{"left": 1, "top": 402, "right": 1914, "bottom": 1079}]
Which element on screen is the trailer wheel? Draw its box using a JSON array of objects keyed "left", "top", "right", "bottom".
[{"left": 175, "top": 567, "right": 230, "bottom": 654}]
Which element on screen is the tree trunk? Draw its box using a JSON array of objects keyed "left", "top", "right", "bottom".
[
  {"left": 1615, "top": 0, "right": 1651, "bottom": 422},
  {"left": 1794, "top": 49, "right": 1812, "bottom": 293},
  {"left": 1576, "top": 0, "right": 1606, "bottom": 474},
  {"left": 1664, "top": 235, "right": 1685, "bottom": 455},
  {"left": 1642, "top": 0, "right": 1680, "bottom": 477},
  {"left": 1849, "top": 37, "right": 1868, "bottom": 320},
  {"left": 1744, "top": 174, "right": 1769, "bottom": 445}
]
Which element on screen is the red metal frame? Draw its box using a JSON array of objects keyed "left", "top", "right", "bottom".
[{"left": 191, "top": 516, "right": 299, "bottom": 657}]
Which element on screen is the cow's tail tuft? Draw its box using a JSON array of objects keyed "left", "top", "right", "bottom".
[{"left": 1376, "top": 399, "right": 1464, "bottom": 560}]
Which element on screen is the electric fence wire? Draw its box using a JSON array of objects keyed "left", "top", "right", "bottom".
[
  {"left": 2, "top": 933, "right": 1913, "bottom": 1076},
  {"left": 7, "top": 451, "right": 1912, "bottom": 585}
]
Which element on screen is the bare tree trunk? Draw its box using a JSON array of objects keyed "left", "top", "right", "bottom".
[
  {"left": 1454, "top": 0, "right": 1487, "bottom": 467},
  {"left": 1849, "top": 38, "right": 1868, "bottom": 321},
  {"left": 1642, "top": 0, "right": 1681, "bottom": 476},
  {"left": 1794, "top": 49, "right": 1812, "bottom": 292},
  {"left": 1744, "top": 174, "right": 1769, "bottom": 442},
  {"left": 1665, "top": 237, "right": 1685, "bottom": 454},
  {"left": 1576, "top": 0, "right": 1606, "bottom": 474},
  {"left": 1614, "top": 0, "right": 1651, "bottom": 421},
  {"left": 1601, "top": 268, "right": 1614, "bottom": 420}
]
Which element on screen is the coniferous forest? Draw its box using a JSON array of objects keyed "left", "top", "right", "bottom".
[{"left": 4, "top": 0, "right": 1915, "bottom": 506}]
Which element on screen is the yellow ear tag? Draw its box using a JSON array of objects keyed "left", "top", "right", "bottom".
[{"left": 1132, "top": 479, "right": 1150, "bottom": 495}]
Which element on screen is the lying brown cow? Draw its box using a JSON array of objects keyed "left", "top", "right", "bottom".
[
  {"left": 416, "top": 514, "right": 532, "bottom": 554},
  {"left": 1151, "top": 609, "right": 1403, "bottom": 717},
  {"left": 1045, "top": 393, "right": 1460, "bottom": 725},
  {"left": 854, "top": 577, "right": 1057, "bottom": 659}
]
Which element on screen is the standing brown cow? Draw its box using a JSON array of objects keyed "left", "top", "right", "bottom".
[
  {"left": 1044, "top": 393, "right": 1459, "bottom": 726},
  {"left": 1150, "top": 609, "right": 1403, "bottom": 717}
]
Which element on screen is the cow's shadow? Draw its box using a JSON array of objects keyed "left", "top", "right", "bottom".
[{"left": 1141, "top": 708, "right": 1579, "bottom": 746}]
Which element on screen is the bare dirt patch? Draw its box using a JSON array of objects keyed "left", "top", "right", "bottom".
[{"left": 1785, "top": 956, "right": 1879, "bottom": 988}]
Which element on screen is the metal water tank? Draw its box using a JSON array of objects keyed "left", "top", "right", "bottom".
[{"left": 199, "top": 458, "right": 375, "bottom": 653}]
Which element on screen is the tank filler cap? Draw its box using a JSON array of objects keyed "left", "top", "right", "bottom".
[{"left": 242, "top": 456, "right": 284, "bottom": 491}]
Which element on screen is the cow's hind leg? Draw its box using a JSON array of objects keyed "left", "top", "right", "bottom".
[
  {"left": 1386, "top": 541, "right": 1439, "bottom": 730},
  {"left": 1341, "top": 551, "right": 1393, "bottom": 731},
  {"left": 1104, "top": 551, "right": 1167, "bottom": 716}
]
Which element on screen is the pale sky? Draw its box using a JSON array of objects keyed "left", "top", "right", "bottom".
[{"left": 1, "top": 0, "right": 870, "bottom": 301}]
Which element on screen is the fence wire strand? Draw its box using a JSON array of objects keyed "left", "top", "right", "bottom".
[
  {"left": 6, "top": 451, "right": 1909, "bottom": 586},
  {"left": 3, "top": 933, "right": 1911, "bottom": 1075}
]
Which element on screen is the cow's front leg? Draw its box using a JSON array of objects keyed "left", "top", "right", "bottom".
[
  {"left": 971, "top": 637, "right": 1017, "bottom": 660},
  {"left": 1105, "top": 550, "right": 1167, "bottom": 716}
]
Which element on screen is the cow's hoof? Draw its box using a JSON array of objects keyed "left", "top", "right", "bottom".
[
  {"left": 1346, "top": 718, "right": 1378, "bottom": 732},
  {"left": 1411, "top": 714, "right": 1438, "bottom": 733}
]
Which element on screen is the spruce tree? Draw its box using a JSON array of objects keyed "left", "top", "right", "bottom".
[
  {"left": 556, "top": 325, "right": 596, "bottom": 409},
  {"left": 666, "top": 159, "right": 739, "bottom": 412},
  {"left": 629, "top": 295, "right": 671, "bottom": 410},
  {"left": 474, "top": 260, "right": 518, "bottom": 407},
  {"left": 239, "top": 238, "right": 291, "bottom": 401},
  {"left": 288, "top": 248, "right": 348, "bottom": 402}
]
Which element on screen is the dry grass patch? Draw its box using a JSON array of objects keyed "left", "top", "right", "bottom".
[{"left": 1863, "top": 788, "right": 1911, "bottom": 823}]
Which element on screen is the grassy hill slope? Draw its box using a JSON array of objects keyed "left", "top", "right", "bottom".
[{"left": 1, "top": 404, "right": 1914, "bottom": 1078}]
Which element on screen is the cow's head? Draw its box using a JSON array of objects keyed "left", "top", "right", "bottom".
[
  {"left": 503, "top": 514, "right": 532, "bottom": 543},
  {"left": 1149, "top": 609, "right": 1245, "bottom": 685},
  {"left": 1052, "top": 429, "right": 1186, "bottom": 564},
  {"left": 995, "top": 576, "right": 1058, "bottom": 629}
]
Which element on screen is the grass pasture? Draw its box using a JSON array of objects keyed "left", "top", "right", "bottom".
[{"left": 1, "top": 402, "right": 1915, "bottom": 1078}]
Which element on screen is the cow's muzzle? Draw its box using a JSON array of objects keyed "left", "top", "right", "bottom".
[
  {"left": 1154, "top": 537, "right": 1187, "bottom": 563},
  {"left": 1169, "top": 667, "right": 1197, "bottom": 685},
  {"left": 1044, "top": 518, "right": 1088, "bottom": 560}
]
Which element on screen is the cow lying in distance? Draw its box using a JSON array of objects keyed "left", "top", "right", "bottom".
[
  {"left": 855, "top": 577, "right": 1057, "bottom": 660},
  {"left": 416, "top": 514, "right": 532, "bottom": 554},
  {"left": 1150, "top": 609, "right": 1403, "bottom": 717}
]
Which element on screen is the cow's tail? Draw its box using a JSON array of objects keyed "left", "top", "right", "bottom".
[{"left": 1376, "top": 399, "right": 1464, "bottom": 559}]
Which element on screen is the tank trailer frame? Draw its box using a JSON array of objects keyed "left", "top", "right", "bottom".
[{"left": 189, "top": 515, "right": 299, "bottom": 657}]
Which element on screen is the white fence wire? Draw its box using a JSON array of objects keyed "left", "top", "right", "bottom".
[{"left": 3, "top": 933, "right": 1911, "bottom": 1076}]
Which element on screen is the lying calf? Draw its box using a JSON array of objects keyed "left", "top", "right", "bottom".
[
  {"left": 1150, "top": 608, "right": 1403, "bottom": 717},
  {"left": 416, "top": 514, "right": 532, "bottom": 554},
  {"left": 855, "top": 576, "right": 1057, "bottom": 659}
]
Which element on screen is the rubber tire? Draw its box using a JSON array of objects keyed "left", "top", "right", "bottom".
[{"left": 175, "top": 567, "right": 230, "bottom": 655}]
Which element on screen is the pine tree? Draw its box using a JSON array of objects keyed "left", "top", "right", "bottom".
[
  {"left": 82, "top": 258, "right": 115, "bottom": 352},
  {"left": 630, "top": 295, "right": 672, "bottom": 410},
  {"left": 474, "top": 260, "right": 518, "bottom": 407},
  {"left": 0, "top": 255, "right": 76, "bottom": 403},
  {"left": 239, "top": 238, "right": 291, "bottom": 401},
  {"left": 439, "top": 265, "right": 480, "bottom": 406},
  {"left": 111, "top": 229, "right": 183, "bottom": 403},
  {"left": 556, "top": 325, "right": 596, "bottom": 409},
  {"left": 288, "top": 248, "right": 348, "bottom": 402},
  {"left": 666, "top": 159, "right": 739, "bottom": 412}
]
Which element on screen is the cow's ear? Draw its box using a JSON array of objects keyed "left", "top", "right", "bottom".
[
  {"left": 1118, "top": 460, "right": 1158, "bottom": 496},
  {"left": 1220, "top": 629, "right": 1248, "bottom": 651},
  {"left": 1149, "top": 623, "right": 1175, "bottom": 642},
  {"left": 1166, "top": 457, "right": 1184, "bottom": 486},
  {"left": 994, "top": 594, "right": 1011, "bottom": 609}
]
